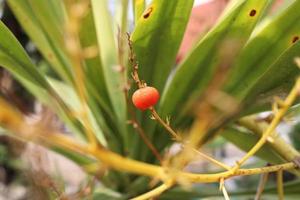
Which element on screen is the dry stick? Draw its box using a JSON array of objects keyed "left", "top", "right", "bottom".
[
  {"left": 254, "top": 171, "right": 269, "bottom": 200},
  {"left": 126, "top": 33, "right": 230, "bottom": 171},
  {"left": 277, "top": 169, "right": 284, "bottom": 200},
  {"left": 65, "top": 1, "right": 99, "bottom": 149},
  {"left": 229, "top": 77, "right": 300, "bottom": 174}
]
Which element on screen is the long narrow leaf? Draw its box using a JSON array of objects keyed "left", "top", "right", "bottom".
[
  {"left": 225, "top": 1, "right": 300, "bottom": 101},
  {"left": 7, "top": 0, "right": 73, "bottom": 84},
  {"left": 132, "top": 0, "right": 194, "bottom": 91},
  {"left": 160, "top": 0, "right": 270, "bottom": 122},
  {"left": 91, "top": 0, "right": 126, "bottom": 122}
]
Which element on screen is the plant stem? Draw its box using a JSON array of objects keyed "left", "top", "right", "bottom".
[
  {"left": 191, "top": 148, "right": 231, "bottom": 170},
  {"left": 230, "top": 77, "right": 300, "bottom": 173},
  {"left": 254, "top": 170, "right": 269, "bottom": 200},
  {"left": 238, "top": 116, "right": 300, "bottom": 165},
  {"left": 220, "top": 179, "right": 231, "bottom": 200},
  {"left": 129, "top": 120, "right": 163, "bottom": 164},
  {"left": 0, "top": 97, "right": 298, "bottom": 184},
  {"left": 131, "top": 182, "right": 173, "bottom": 200},
  {"left": 150, "top": 105, "right": 231, "bottom": 170},
  {"left": 277, "top": 169, "right": 284, "bottom": 200},
  {"left": 150, "top": 108, "right": 182, "bottom": 141}
]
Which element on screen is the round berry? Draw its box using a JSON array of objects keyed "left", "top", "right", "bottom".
[{"left": 132, "top": 86, "right": 160, "bottom": 110}]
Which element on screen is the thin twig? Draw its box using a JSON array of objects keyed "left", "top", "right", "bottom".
[
  {"left": 220, "top": 178, "right": 230, "bottom": 200},
  {"left": 129, "top": 120, "right": 163, "bottom": 164},
  {"left": 254, "top": 170, "right": 269, "bottom": 200},
  {"left": 277, "top": 169, "right": 284, "bottom": 200},
  {"left": 127, "top": 33, "right": 144, "bottom": 88},
  {"left": 191, "top": 148, "right": 231, "bottom": 170},
  {"left": 150, "top": 108, "right": 182, "bottom": 141}
]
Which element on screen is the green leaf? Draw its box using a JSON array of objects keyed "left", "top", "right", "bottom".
[
  {"left": 132, "top": 0, "right": 194, "bottom": 91},
  {"left": 243, "top": 42, "right": 300, "bottom": 114},
  {"left": 91, "top": 0, "right": 126, "bottom": 131},
  {"left": 79, "top": 9, "right": 113, "bottom": 115},
  {"left": 0, "top": 20, "right": 89, "bottom": 143},
  {"left": 7, "top": 0, "right": 73, "bottom": 84},
  {"left": 225, "top": 1, "right": 300, "bottom": 101},
  {"left": 129, "top": 0, "right": 194, "bottom": 162},
  {"left": 27, "top": 0, "right": 65, "bottom": 51},
  {"left": 133, "top": 0, "right": 145, "bottom": 24},
  {"left": 52, "top": 146, "right": 96, "bottom": 166},
  {"left": 78, "top": 8, "right": 127, "bottom": 152},
  {"left": 0, "top": 20, "right": 51, "bottom": 103},
  {"left": 160, "top": 0, "right": 270, "bottom": 122},
  {"left": 93, "top": 187, "right": 124, "bottom": 200},
  {"left": 48, "top": 78, "right": 107, "bottom": 145}
]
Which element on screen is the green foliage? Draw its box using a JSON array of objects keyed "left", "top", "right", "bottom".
[
  {"left": 161, "top": 0, "right": 271, "bottom": 121},
  {"left": 132, "top": 0, "right": 194, "bottom": 91},
  {"left": 0, "top": 0, "right": 300, "bottom": 198}
]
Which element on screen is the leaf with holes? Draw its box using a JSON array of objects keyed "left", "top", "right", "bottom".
[
  {"left": 160, "top": 0, "right": 271, "bottom": 124},
  {"left": 132, "top": 0, "right": 194, "bottom": 92}
]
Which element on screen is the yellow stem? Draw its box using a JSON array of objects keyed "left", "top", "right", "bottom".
[
  {"left": 238, "top": 116, "right": 300, "bottom": 164},
  {"left": 0, "top": 97, "right": 297, "bottom": 185},
  {"left": 32, "top": 133, "right": 299, "bottom": 183},
  {"left": 131, "top": 182, "right": 173, "bottom": 200},
  {"left": 192, "top": 148, "right": 231, "bottom": 170},
  {"left": 231, "top": 77, "right": 300, "bottom": 172}
]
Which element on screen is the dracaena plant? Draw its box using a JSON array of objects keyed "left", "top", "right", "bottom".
[{"left": 0, "top": 0, "right": 300, "bottom": 199}]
